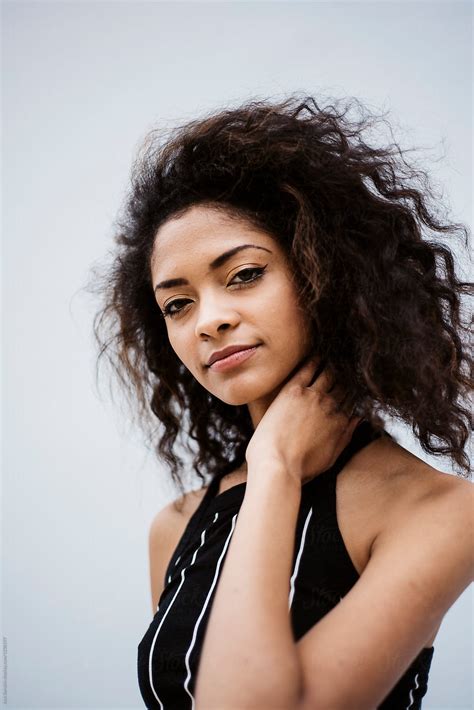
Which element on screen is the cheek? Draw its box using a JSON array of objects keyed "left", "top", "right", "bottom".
[
  {"left": 267, "top": 282, "right": 306, "bottom": 330},
  {"left": 169, "top": 334, "right": 205, "bottom": 377},
  {"left": 167, "top": 334, "right": 190, "bottom": 367},
  {"left": 273, "top": 287, "right": 313, "bottom": 353}
]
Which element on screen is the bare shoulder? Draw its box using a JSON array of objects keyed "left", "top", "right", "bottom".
[
  {"left": 374, "top": 433, "right": 472, "bottom": 516},
  {"left": 296, "top": 442, "right": 472, "bottom": 710},
  {"left": 149, "top": 483, "right": 210, "bottom": 553},
  {"left": 366, "top": 434, "right": 472, "bottom": 524},
  {"left": 342, "top": 432, "right": 471, "bottom": 523},
  {"left": 338, "top": 432, "right": 472, "bottom": 648},
  {"left": 169, "top": 483, "right": 211, "bottom": 519},
  {"left": 148, "top": 483, "right": 209, "bottom": 612},
  {"left": 337, "top": 431, "right": 471, "bottom": 574}
]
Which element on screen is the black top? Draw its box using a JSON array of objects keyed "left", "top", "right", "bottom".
[{"left": 137, "top": 420, "right": 435, "bottom": 709}]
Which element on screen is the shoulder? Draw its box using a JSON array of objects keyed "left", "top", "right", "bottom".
[
  {"left": 296, "top": 435, "right": 472, "bottom": 709},
  {"left": 364, "top": 436, "right": 473, "bottom": 589},
  {"left": 297, "top": 452, "right": 472, "bottom": 710},
  {"left": 148, "top": 483, "right": 210, "bottom": 611},
  {"left": 343, "top": 431, "right": 470, "bottom": 519},
  {"left": 369, "top": 432, "right": 473, "bottom": 526},
  {"left": 368, "top": 460, "right": 473, "bottom": 629},
  {"left": 338, "top": 432, "right": 471, "bottom": 569},
  {"left": 149, "top": 483, "right": 210, "bottom": 541}
]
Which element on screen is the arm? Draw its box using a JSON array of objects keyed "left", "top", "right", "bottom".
[
  {"left": 296, "top": 477, "right": 474, "bottom": 709},
  {"left": 195, "top": 457, "right": 473, "bottom": 710},
  {"left": 194, "top": 460, "right": 306, "bottom": 710}
]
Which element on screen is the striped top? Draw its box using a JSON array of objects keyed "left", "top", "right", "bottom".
[{"left": 137, "top": 421, "right": 435, "bottom": 709}]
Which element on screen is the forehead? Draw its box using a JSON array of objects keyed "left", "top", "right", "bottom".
[{"left": 150, "top": 204, "right": 279, "bottom": 272}]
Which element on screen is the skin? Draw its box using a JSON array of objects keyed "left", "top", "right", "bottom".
[
  {"left": 149, "top": 202, "right": 314, "bottom": 431},
  {"left": 146, "top": 203, "right": 465, "bottom": 701}
]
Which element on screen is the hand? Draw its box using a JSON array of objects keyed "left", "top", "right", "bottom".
[{"left": 245, "top": 355, "right": 363, "bottom": 485}]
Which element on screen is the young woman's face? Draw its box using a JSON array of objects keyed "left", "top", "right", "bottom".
[{"left": 150, "top": 204, "right": 314, "bottom": 426}]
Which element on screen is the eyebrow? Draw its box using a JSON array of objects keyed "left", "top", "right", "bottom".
[{"left": 153, "top": 244, "right": 273, "bottom": 293}]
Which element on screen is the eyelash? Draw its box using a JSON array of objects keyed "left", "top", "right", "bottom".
[{"left": 161, "top": 266, "right": 267, "bottom": 319}]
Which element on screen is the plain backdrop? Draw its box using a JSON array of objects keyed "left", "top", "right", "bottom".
[{"left": 2, "top": 1, "right": 472, "bottom": 708}]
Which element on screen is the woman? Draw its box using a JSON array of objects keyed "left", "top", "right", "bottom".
[{"left": 91, "top": 95, "right": 473, "bottom": 709}]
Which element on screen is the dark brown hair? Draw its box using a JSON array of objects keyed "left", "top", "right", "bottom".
[{"left": 89, "top": 94, "right": 473, "bottom": 508}]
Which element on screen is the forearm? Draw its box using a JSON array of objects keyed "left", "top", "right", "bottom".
[{"left": 194, "top": 460, "right": 305, "bottom": 710}]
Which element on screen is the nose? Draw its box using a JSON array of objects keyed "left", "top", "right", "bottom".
[{"left": 194, "top": 300, "right": 241, "bottom": 339}]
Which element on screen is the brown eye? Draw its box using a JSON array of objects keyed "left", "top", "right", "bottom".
[{"left": 161, "top": 266, "right": 266, "bottom": 319}]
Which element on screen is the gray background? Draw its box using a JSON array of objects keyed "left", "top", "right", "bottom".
[{"left": 2, "top": 1, "right": 472, "bottom": 708}]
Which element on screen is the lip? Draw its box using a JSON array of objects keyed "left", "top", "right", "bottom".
[
  {"left": 208, "top": 345, "right": 261, "bottom": 372},
  {"left": 207, "top": 344, "right": 261, "bottom": 367}
]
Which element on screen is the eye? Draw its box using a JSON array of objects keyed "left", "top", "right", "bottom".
[{"left": 161, "top": 266, "right": 267, "bottom": 319}]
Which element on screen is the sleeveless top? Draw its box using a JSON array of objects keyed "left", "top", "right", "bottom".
[{"left": 137, "top": 420, "right": 435, "bottom": 709}]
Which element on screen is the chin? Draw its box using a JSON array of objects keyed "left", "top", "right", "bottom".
[{"left": 206, "top": 372, "right": 286, "bottom": 407}]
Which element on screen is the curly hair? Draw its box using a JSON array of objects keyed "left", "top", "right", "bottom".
[{"left": 89, "top": 94, "right": 473, "bottom": 510}]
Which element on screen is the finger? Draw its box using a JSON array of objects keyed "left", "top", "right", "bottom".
[
  {"left": 307, "top": 365, "right": 337, "bottom": 394},
  {"left": 348, "top": 414, "right": 364, "bottom": 430},
  {"left": 312, "top": 373, "right": 355, "bottom": 419},
  {"left": 340, "top": 415, "right": 363, "bottom": 447},
  {"left": 302, "top": 362, "right": 357, "bottom": 423},
  {"left": 294, "top": 354, "right": 323, "bottom": 385}
]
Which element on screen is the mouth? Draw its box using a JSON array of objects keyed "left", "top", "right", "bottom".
[{"left": 208, "top": 345, "right": 261, "bottom": 373}]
